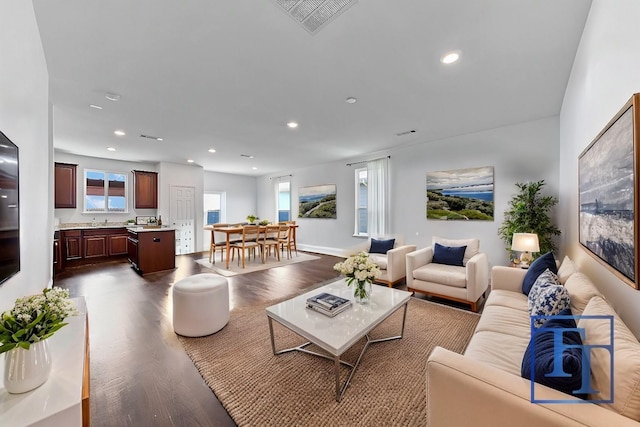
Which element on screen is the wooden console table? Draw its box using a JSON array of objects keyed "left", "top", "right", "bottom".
[{"left": 0, "top": 297, "right": 90, "bottom": 426}]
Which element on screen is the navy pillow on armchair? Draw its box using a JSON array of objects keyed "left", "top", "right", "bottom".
[
  {"left": 369, "top": 238, "right": 395, "bottom": 254},
  {"left": 432, "top": 243, "right": 466, "bottom": 267},
  {"left": 522, "top": 252, "right": 557, "bottom": 295}
]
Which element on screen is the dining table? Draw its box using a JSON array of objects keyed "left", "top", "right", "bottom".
[{"left": 205, "top": 224, "right": 298, "bottom": 269}]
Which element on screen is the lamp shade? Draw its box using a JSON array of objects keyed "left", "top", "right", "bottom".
[{"left": 511, "top": 233, "right": 540, "bottom": 253}]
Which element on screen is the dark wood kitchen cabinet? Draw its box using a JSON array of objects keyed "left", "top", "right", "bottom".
[
  {"left": 133, "top": 170, "right": 158, "bottom": 209},
  {"left": 63, "top": 230, "right": 82, "bottom": 260},
  {"left": 127, "top": 229, "right": 175, "bottom": 275},
  {"left": 83, "top": 228, "right": 130, "bottom": 258},
  {"left": 56, "top": 228, "right": 129, "bottom": 273},
  {"left": 83, "top": 230, "right": 108, "bottom": 258},
  {"left": 109, "top": 234, "right": 128, "bottom": 256},
  {"left": 55, "top": 162, "right": 77, "bottom": 208}
]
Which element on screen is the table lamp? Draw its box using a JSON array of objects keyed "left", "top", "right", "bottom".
[{"left": 511, "top": 233, "right": 540, "bottom": 268}]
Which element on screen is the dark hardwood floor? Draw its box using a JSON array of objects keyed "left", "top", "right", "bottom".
[{"left": 54, "top": 251, "right": 344, "bottom": 426}]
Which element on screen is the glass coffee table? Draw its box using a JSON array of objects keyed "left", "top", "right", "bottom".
[{"left": 266, "top": 279, "right": 411, "bottom": 401}]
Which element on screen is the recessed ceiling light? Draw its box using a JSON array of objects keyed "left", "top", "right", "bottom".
[
  {"left": 105, "top": 93, "right": 121, "bottom": 101},
  {"left": 89, "top": 104, "right": 103, "bottom": 110},
  {"left": 441, "top": 51, "right": 460, "bottom": 64},
  {"left": 345, "top": 97, "right": 357, "bottom": 104},
  {"left": 208, "top": 148, "right": 216, "bottom": 153},
  {"left": 106, "top": 147, "right": 116, "bottom": 151},
  {"left": 252, "top": 167, "right": 258, "bottom": 170},
  {"left": 187, "top": 159, "right": 194, "bottom": 163},
  {"left": 287, "top": 121, "right": 298, "bottom": 128},
  {"left": 114, "top": 130, "right": 125, "bottom": 136},
  {"left": 157, "top": 138, "right": 163, "bottom": 142}
]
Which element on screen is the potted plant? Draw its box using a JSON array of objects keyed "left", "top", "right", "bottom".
[
  {"left": 498, "top": 180, "right": 561, "bottom": 259},
  {"left": 0, "top": 288, "right": 78, "bottom": 393},
  {"left": 246, "top": 215, "right": 258, "bottom": 224}
]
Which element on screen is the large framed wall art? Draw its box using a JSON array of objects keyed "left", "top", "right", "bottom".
[
  {"left": 426, "top": 166, "right": 494, "bottom": 220},
  {"left": 298, "top": 184, "right": 337, "bottom": 219},
  {"left": 579, "top": 93, "right": 640, "bottom": 289}
]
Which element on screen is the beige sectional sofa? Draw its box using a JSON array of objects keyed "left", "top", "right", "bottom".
[{"left": 426, "top": 258, "right": 640, "bottom": 426}]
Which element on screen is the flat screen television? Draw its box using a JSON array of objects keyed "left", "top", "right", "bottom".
[{"left": 0, "top": 130, "right": 19, "bottom": 285}]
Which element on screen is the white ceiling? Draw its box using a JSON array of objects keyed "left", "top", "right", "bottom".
[{"left": 32, "top": 0, "right": 592, "bottom": 176}]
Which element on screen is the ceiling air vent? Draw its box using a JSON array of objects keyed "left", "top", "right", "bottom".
[
  {"left": 274, "top": 0, "right": 358, "bottom": 34},
  {"left": 140, "top": 134, "right": 163, "bottom": 141}
]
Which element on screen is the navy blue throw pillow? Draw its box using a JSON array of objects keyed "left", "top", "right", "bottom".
[
  {"left": 369, "top": 238, "right": 395, "bottom": 254},
  {"left": 522, "top": 252, "right": 557, "bottom": 295},
  {"left": 432, "top": 243, "right": 466, "bottom": 267},
  {"left": 521, "top": 308, "right": 586, "bottom": 399}
]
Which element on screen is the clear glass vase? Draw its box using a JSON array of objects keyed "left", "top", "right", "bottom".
[
  {"left": 3, "top": 340, "right": 52, "bottom": 394},
  {"left": 354, "top": 280, "right": 372, "bottom": 304}
]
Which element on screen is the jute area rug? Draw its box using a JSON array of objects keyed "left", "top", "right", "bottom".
[
  {"left": 194, "top": 252, "right": 320, "bottom": 277},
  {"left": 178, "top": 296, "right": 480, "bottom": 426}
]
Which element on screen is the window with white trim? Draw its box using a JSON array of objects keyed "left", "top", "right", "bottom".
[
  {"left": 355, "top": 168, "right": 368, "bottom": 235},
  {"left": 204, "top": 192, "right": 224, "bottom": 224},
  {"left": 84, "top": 169, "right": 128, "bottom": 213},
  {"left": 277, "top": 181, "right": 291, "bottom": 222}
]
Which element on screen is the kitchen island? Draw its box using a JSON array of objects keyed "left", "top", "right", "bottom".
[{"left": 127, "top": 227, "right": 176, "bottom": 275}]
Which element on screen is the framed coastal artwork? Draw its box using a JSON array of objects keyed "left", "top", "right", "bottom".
[
  {"left": 426, "top": 166, "right": 494, "bottom": 220},
  {"left": 298, "top": 184, "right": 337, "bottom": 219},
  {"left": 579, "top": 93, "right": 640, "bottom": 289}
]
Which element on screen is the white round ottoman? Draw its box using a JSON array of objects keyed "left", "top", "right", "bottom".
[{"left": 172, "top": 273, "right": 229, "bottom": 337}]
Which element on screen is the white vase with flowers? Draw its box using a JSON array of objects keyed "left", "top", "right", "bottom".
[{"left": 333, "top": 251, "right": 381, "bottom": 304}]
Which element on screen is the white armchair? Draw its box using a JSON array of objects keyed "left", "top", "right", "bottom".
[
  {"left": 353, "top": 237, "right": 416, "bottom": 287},
  {"left": 406, "top": 237, "right": 489, "bottom": 312}
]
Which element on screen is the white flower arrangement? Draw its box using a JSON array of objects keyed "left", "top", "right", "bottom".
[
  {"left": 334, "top": 251, "right": 381, "bottom": 300},
  {"left": 0, "top": 288, "right": 78, "bottom": 354}
]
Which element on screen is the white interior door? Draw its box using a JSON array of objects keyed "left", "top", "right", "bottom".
[{"left": 170, "top": 185, "right": 195, "bottom": 255}]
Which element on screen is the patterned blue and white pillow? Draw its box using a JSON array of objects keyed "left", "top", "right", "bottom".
[
  {"left": 530, "top": 268, "right": 560, "bottom": 290},
  {"left": 527, "top": 269, "right": 569, "bottom": 328}
]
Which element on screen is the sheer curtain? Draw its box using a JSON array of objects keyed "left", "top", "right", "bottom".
[{"left": 367, "top": 158, "right": 389, "bottom": 237}]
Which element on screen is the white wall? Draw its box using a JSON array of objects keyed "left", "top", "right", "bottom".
[
  {"left": 0, "top": 1, "right": 51, "bottom": 310},
  {"left": 559, "top": 0, "right": 640, "bottom": 336},
  {"left": 258, "top": 116, "right": 560, "bottom": 268},
  {"left": 204, "top": 171, "right": 257, "bottom": 224},
  {"left": 202, "top": 171, "right": 257, "bottom": 251},
  {"left": 53, "top": 152, "right": 158, "bottom": 224}
]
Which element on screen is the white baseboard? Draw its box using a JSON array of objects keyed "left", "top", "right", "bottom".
[{"left": 297, "top": 244, "right": 349, "bottom": 258}]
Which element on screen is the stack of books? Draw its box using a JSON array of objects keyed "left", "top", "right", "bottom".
[{"left": 306, "top": 292, "right": 352, "bottom": 317}]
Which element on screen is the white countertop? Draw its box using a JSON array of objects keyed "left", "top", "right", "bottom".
[
  {"left": 55, "top": 225, "right": 174, "bottom": 232},
  {"left": 126, "top": 226, "right": 175, "bottom": 232},
  {"left": 56, "top": 224, "right": 129, "bottom": 230}
]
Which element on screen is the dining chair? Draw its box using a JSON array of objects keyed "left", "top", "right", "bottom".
[
  {"left": 259, "top": 225, "right": 280, "bottom": 263},
  {"left": 279, "top": 221, "right": 298, "bottom": 257},
  {"left": 230, "top": 225, "right": 260, "bottom": 268},
  {"left": 276, "top": 225, "right": 292, "bottom": 259},
  {"left": 208, "top": 223, "right": 230, "bottom": 264}
]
